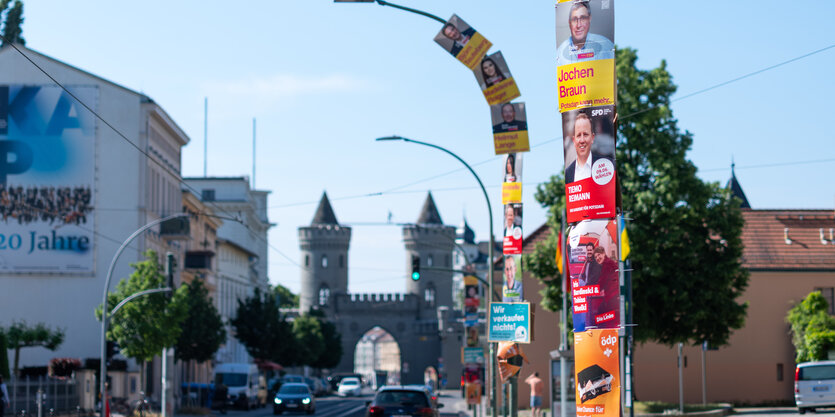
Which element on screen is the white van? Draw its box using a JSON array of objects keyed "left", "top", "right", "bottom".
[
  {"left": 214, "top": 363, "right": 261, "bottom": 410},
  {"left": 795, "top": 360, "right": 835, "bottom": 414}
]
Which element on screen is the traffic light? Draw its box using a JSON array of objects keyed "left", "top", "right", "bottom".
[
  {"left": 106, "top": 341, "right": 119, "bottom": 365},
  {"left": 411, "top": 255, "right": 421, "bottom": 281}
]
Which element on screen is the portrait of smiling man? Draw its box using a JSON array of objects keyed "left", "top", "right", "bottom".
[
  {"left": 564, "top": 112, "right": 613, "bottom": 184},
  {"left": 556, "top": 0, "right": 615, "bottom": 66}
]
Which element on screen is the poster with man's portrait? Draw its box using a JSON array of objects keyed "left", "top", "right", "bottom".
[
  {"left": 501, "top": 254, "right": 523, "bottom": 302},
  {"left": 491, "top": 102, "right": 530, "bottom": 155},
  {"left": 555, "top": 0, "right": 616, "bottom": 112},
  {"left": 562, "top": 105, "right": 617, "bottom": 223},
  {"left": 501, "top": 152, "right": 522, "bottom": 205},
  {"left": 434, "top": 14, "right": 491, "bottom": 70},
  {"left": 473, "top": 51, "right": 521, "bottom": 105},
  {"left": 503, "top": 204, "right": 523, "bottom": 255},
  {"left": 567, "top": 219, "right": 620, "bottom": 332}
]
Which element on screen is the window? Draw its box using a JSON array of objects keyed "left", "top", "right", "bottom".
[
  {"left": 777, "top": 363, "right": 784, "bottom": 382},
  {"left": 305, "top": 255, "right": 309, "bottom": 267},
  {"left": 321, "top": 255, "right": 328, "bottom": 268},
  {"left": 814, "top": 287, "right": 835, "bottom": 315},
  {"left": 319, "top": 286, "right": 330, "bottom": 306},
  {"left": 424, "top": 285, "right": 435, "bottom": 305},
  {"left": 202, "top": 189, "right": 216, "bottom": 201},
  {"left": 339, "top": 254, "right": 345, "bottom": 268},
  {"left": 427, "top": 255, "right": 434, "bottom": 267}
]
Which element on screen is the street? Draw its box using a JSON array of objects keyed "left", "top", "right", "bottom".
[{"left": 216, "top": 393, "right": 373, "bottom": 417}]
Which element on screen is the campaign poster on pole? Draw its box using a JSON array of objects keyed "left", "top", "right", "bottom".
[
  {"left": 574, "top": 329, "right": 620, "bottom": 417},
  {"left": 0, "top": 85, "right": 97, "bottom": 274},
  {"left": 555, "top": 0, "right": 615, "bottom": 112},
  {"left": 502, "top": 204, "right": 522, "bottom": 255},
  {"left": 501, "top": 153, "right": 522, "bottom": 205},
  {"left": 474, "top": 51, "right": 521, "bottom": 106},
  {"left": 562, "top": 106, "right": 617, "bottom": 223},
  {"left": 434, "top": 15, "right": 492, "bottom": 70},
  {"left": 567, "top": 219, "right": 619, "bottom": 332},
  {"left": 501, "top": 255, "right": 523, "bottom": 302},
  {"left": 491, "top": 102, "right": 530, "bottom": 155},
  {"left": 464, "top": 275, "right": 480, "bottom": 327}
]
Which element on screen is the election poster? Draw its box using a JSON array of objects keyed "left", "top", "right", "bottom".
[
  {"left": 501, "top": 254, "right": 523, "bottom": 302},
  {"left": 503, "top": 204, "right": 522, "bottom": 255},
  {"left": 464, "top": 275, "right": 480, "bottom": 327},
  {"left": 474, "top": 51, "right": 521, "bottom": 105},
  {"left": 555, "top": 0, "right": 616, "bottom": 112},
  {"left": 567, "top": 219, "right": 619, "bottom": 332},
  {"left": 562, "top": 106, "right": 617, "bottom": 223},
  {"left": 491, "top": 102, "right": 530, "bottom": 155},
  {"left": 434, "top": 15, "right": 492, "bottom": 70},
  {"left": 501, "top": 152, "right": 522, "bottom": 204},
  {"left": 0, "top": 85, "right": 97, "bottom": 274},
  {"left": 574, "top": 329, "right": 620, "bottom": 417}
]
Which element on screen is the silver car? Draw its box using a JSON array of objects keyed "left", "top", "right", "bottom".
[{"left": 795, "top": 360, "right": 835, "bottom": 414}]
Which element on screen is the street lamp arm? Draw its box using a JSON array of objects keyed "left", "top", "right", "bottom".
[
  {"left": 109, "top": 288, "right": 173, "bottom": 318},
  {"left": 374, "top": 0, "right": 446, "bottom": 24}
]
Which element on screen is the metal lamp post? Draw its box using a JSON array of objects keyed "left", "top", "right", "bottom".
[
  {"left": 99, "top": 213, "right": 188, "bottom": 409},
  {"left": 376, "top": 135, "right": 497, "bottom": 417}
]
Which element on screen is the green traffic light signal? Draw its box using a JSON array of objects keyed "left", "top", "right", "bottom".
[
  {"left": 411, "top": 255, "right": 420, "bottom": 281},
  {"left": 412, "top": 271, "right": 420, "bottom": 281}
]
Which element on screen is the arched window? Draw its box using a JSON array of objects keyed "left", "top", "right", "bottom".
[
  {"left": 321, "top": 255, "right": 328, "bottom": 268},
  {"left": 305, "top": 255, "right": 310, "bottom": 267},
  {"left": 424, "top": 284, "right": 436, "bottom": 306},
  {"left": 318, "top": 285, "right": 331, "bottom": 306},
  {"left": 339, "top": 254, "right": 345, "bottom": 268},
  {"left": 427, "top": 254, "right": 434, "bottom": 267}
]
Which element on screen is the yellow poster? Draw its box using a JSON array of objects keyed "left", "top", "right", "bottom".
[
  {"left": 574, "top": 329, "right": 620, "bottom": 417},
  {"left": 483, "top": 77, "right": 521, "bottom": 105},
  {"left": 502, "top": 182, "right": 522, "bottom": 204},
  {"left": 457, "top": 32, "right": 492, "bottom": 69},
  {"left": 465, "top": 383, "right": 482, "bottom": 405},
  {"left": 493, "top": 130, "right": 530, "bottom": 155},
  {"left": 557, "top": 59, "right": 615, "bottom": 112}
]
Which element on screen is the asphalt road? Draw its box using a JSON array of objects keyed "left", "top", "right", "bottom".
[{"left": 215, "top": 393, "right": 375, "bottom": 417}]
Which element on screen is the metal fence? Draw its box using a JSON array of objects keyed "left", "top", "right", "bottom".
[{"left": 8, "top": 376, "right": 82, "bottom": 416}]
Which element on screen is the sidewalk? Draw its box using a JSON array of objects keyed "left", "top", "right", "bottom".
[{"left": 437, "top": 389, "right": 476, "bottom": 417}]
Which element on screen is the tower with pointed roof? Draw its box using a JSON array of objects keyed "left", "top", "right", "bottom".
[
  {"left": 726, "top": 163, "right": 751, "bottom": 208},
  {"left": 402, "top": 192, "right": 456, "bottom": 308},
  {"left": 298, "top": 192, "right": 351, "bottom": 313}
]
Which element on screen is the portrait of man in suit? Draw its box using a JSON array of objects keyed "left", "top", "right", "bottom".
[{"left": 564, "top": 112, "right": 613, "bottom": 184}]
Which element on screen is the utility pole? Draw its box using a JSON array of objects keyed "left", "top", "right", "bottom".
[{"left": 162, "top": 252, "right": 176, "bottom": 417}]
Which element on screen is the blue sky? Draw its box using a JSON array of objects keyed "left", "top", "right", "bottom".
[{"left": 19, "top": 1, "right": 835, "bottom": 295}]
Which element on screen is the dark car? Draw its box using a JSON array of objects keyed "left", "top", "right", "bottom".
[
  {"left": 366, "top": 386, "right": 443, "bottom": 417},
  {"left": 273, "top": 383, "right": 316, "bottom": 415}
]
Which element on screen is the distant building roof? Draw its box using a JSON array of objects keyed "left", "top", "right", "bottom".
[
  {"left": 417, "top": 192, "right": 443, "bottom": 225},
  {"left": 312, "top": 192, "right": 339, "bottom": 225},
  {"left": 457, "top": 218, "right": 476, "bottom": 244},
  {"left": 740, "top": 209, "right": 835, "bottom": 271}
]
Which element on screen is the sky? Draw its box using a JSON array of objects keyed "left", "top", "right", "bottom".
[{"left": 17, "top": 0, "right": 835, "bottom": 295}]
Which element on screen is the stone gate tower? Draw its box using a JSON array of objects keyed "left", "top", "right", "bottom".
[
  {"left": 403, "top": 193, "right": 456, "bottom": 308},
  {"left": 298, "top": 192, "right": 351, "bottom": 314}
]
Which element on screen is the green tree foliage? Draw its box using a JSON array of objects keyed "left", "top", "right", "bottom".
[
  {"left": 96, "top": 250, "right": 188, "bottom": 363},
  {"left": 291, "top": 315, "right": 325, "bottom": 367},
  {"left": 311, "top": 318, "right": 343, "bottom": 370},
  {"left": 0, "top": 330, "right": 12, "bottom": 378},
  {"left": 273, "top": 284, "right": 300, "bottom": 308},
  {"left": 524, "top": 47, "right": 749, "bottom": 348},
  {"left": 175, "top": 279, "right": 226, "bottom": 363},
  {"left": 787, "top": 291, "right": 835, "bottom": 362},
  {"left": 0, "top": 0, "right": 25, "bottom": 46},
  {"left": 231, "top": 288, "right": 295, "bottom": 365},
  {"left": 6, "top": 321, "right": 64, "bottom": 376}
]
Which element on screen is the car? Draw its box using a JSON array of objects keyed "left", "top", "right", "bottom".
[
  {"left": 795, "top": 360, "right": 835, "bottom": 414},
  {"left": 328, "top": 373, "right": 364, "bottom": 392},
  {"left": 403, "top": 384, "right": 438, "bottom": 406},
  {"left": 273, "top": 383, "right": 316, "bottom": 415},
  {"left": 337, "top": 377, "right": 363, "bottom": 397},
  {"left": 365, "top": 386, "right": 443, "bottom": 417}
]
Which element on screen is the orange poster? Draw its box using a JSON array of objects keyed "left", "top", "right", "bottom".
[{"left": 574, "top": 329, "right": 620, "bottom": 417}]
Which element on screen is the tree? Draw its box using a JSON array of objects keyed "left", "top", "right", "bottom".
[
  {"left": 175, "top": 279, "right": 226, "bottom": 364},
  {"left": 0, "top": 0, "right": 25, "bottom": 46},
  {"left": 96, "top": 250, "right": 188, "bottom": 367},
  {"left": 0, "top": 331, "right": 9, "bottom": 378},
  {"left": 6, "top": 321, "right": 64, "bottom": 377},
  {"left": 273, "top": 284, "right": 299, "bottom": 308},
  {"left": 231, "top": 288, "right": 295, "bottom": 365},
  {"left": 291, "top": 315, "right": 324, "bottom": 367},
  {"left": 524, "top": 47, "right": 749, "bottom": 348},
  {"left": 787, "top": 291, "right": 835, "bottom": 362},
  {"left": 310, "top": 318, "right": 343, "bottom": 371}
]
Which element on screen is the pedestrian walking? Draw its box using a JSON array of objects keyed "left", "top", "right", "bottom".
[
  {"left": 1, "top": 375, "right": 11, "bottom": 417},
  {"left": 525, "top": 372, "right": 543, "bottom": 417}
]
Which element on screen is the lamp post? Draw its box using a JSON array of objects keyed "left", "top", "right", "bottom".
[
  {"left": 376, "top": 135, "right": 497, "bottom": 416},
  {"left": 99, "top": 213, "right": 188, "bottom": 408}
]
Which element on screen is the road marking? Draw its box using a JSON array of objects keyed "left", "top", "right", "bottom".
[{"left": 316, "top": 402, "right": 367, "bottom": 417}]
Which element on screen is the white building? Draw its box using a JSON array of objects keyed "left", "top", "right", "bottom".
[
  {"left": 0, "top": 43, "right": 188, "bottom": 379},
  {"left": 183, "top": 177, "right": 272, "bottom": 364}
]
